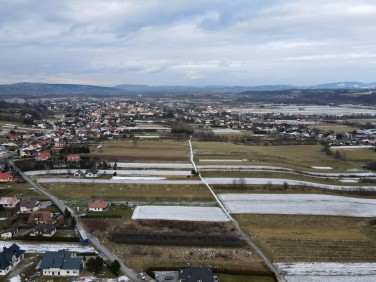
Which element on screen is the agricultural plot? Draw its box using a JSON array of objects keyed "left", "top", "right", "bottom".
[
  {"left": 0, "top": 241, "right": 95, "bottom": 253},
  {"left": 193, "top": 142, "right": 367, "bottom": 171},
  {"left": 86, "top": 139, "right": 190, "bottom": 162},
  {"left": 307, "top": 123, "right": 359, "bottom": 133},
  {"left": 275, "top": 262, "right": 376, "bottom": 282},
  {"left": 41, "top": 183, "right": 213, "bottom": 201},
  {"left": 235, "top": 214, "right": 376, "bottom": 262},
  {"left": 218, "top": 193, "right": 376, "bottom": 217},
  {"left": 132, "top": 206, "right": 231, "bottom": 222}
]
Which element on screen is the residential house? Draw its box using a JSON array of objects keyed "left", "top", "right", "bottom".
[
  {"left": 54, "top": 140, "right": 66, "bottom": 149},
  {"left": 19, "top": 198, "right": 40, "bottom": 214},
  {"left": 36, "top": 151, "right": 51, "bottom": 161},
  {"left": 36, "top": 250, "right": 83, "bottom": 277},
  {"left": 67, "top": 154, "right": 81, "bottom": 162},
  {"left": 28, "top": 211, "right": 53, "bottom": 224},
  {"left": 85, "top": 169, "right": 99, "bottom": 178},
  {"left": 30, "top": 224, "right": 56, "bottom": 237},
  {"left": 178, "top": 268, "right": 216, "bottom": 282},
  {"left": 88, "top": 200, "right": 109, "bottom": 212},
  {"left": 0, "top": 197, "right": 20, "bottom": 208},
  {"left": 0, "top": 172, "right": 13, "bottom": 183},
  {"left": 9, "top": 135, "right": 21, "bottom": 141},
  {"left": 0, "top": 227, "right": 18, "bottom": 239},
  {"left": 0, "top": 244, "right": 25, "bottom": 276}
]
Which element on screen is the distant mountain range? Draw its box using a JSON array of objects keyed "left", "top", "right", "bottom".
[{"left": 0, "top": 81, "right": 375, "bottom": 98}]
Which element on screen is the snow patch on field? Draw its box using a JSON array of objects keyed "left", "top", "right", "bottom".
[
  {"left": 112, "top": 176, "right": 166, "bottom": 180},
  {"left": 199, "top": 159, "right": 245, "bottom": 162},
  {"left": 218, "top": 193, "right": 376, "bottom": 217},
  {"left": 311, "top": 166, "right": 333, "bottom": 170},
  {"left": 275, "top": 262, "right": 376, "bottom": 275},
  {"left": 132, "top": 206, "right": 230, "bottom": 222},
  {"left": 0, "top": 241, "right": 96, "bottom": 253}
]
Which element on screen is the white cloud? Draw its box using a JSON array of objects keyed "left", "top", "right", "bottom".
[{"left": 0, "top": 0, "right": 375, "bottom": 85}]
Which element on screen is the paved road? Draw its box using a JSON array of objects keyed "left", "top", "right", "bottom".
[
  {"left": 189, "top": 138, "right": 286, "bottom": 282},
  {"left": 9, "top": 160, "right": 140, "bottom": 282}
]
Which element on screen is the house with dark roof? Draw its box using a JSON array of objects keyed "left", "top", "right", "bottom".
[
  {"left": 30, "top": 224, "right": 56, "bottom": 237},
  {"left": 178, "top": 267, "right": 215, "bottom": 282},
  {"left": 36, "top": 250, "right": 83, "bottom": 277},
  {"left": 19, "top": 198, "right": 40, "bottom": 214},
  {"left": 0, "top": 244, "right": 25, "bottom": 276}
]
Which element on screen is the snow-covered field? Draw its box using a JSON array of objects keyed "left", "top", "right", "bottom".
[
  {"left": 276, "top": 262, "right": 376, "bottom": 282},
  {"left": 131, "top": 206, "right": 230, "bottom": 222},
  {"left": 109, "top": 162, "right": 193, "bottom": 169},
  {"left": 218, "top": 194, "right": 376, "bottom": 217},
  {"left": 25, "top": 169, "right": 191, "bottom": 176},
  {"left": 112, "top": 176, "right": 166, "bottom": 180},
  {"left": 331, "top": 145, "right": 374, "bottom": 149},
  {"left": 0, "top": 241, "right": 96, "bottom": 253}
]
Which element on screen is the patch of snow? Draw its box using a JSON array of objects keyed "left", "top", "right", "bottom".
[
  {"left": 9, "top": 275, "right": 21, "bottom": 282},
  {"left": 311, "top": 166, "right": 333, "bottom": 170},
  {"left": 331, "top": 145, "right": 374, "bottom": 149},
  {"left": 132, "top": 206, "right": 231, "bottom": 222},
  {"left": 0, "top": 217, "right": 7, "bottom": 220},
  {"left": 275, "top": 262, "right": 376, "bottom": 276},
  {"left": 218, "top": 193, "right": 376, "bottom": 217},
  {"left": 339, "top": 179, "right": 359, "bottom": 183},
  {"left": 0, "top": 241, "right": 96, "bottom": 253},
  {"left": 286, "top": 276, "right": 376, "bottom": 282},
  {"left": 112, "top": 176, "right": 166, "bottom": 180},
  {"left": 77, "top": 275, "right": 129, "bottom": 281}
]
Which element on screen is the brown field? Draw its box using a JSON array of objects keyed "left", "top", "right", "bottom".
[
  {"left": 235, "top": 214, "right": 376, "bottom": 262},
  {"left": 41, "top": 183, "right": 214, "bottom": 202},
  {"left": 307, "top": 123, "right": 359, "bottom": 132},
  {"left": 82, "top": 218, "right": 269, "bottom": 273},
  {"left": 332, "top": 148, "right": 376, "bottom": 162}
]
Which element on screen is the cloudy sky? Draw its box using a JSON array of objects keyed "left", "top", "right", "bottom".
[{"left": 0, "top": 0, "right": 375, "bottom": 86}]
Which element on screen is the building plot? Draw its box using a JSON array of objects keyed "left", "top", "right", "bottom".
[
  {"left": 218, "top": 194, "right": 376, "bottom": 217},
  {"left": 131, "top": 206, "right": 230, "bottom": 222}
]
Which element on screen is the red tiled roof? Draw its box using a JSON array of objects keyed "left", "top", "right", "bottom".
[{"left": 88, "top": 200, "right": 108, "bottom": 209}]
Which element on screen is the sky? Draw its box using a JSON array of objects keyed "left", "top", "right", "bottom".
[{"left": 0, "top": 0, "right": 375, "bottom": 86}]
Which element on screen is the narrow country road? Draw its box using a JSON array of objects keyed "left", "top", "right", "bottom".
[
  {"left": 8, "top": 159, "right": 140, "bottom": 282},
  {"left": 188, "top": 138, "right": 286, "bottom": 282}
]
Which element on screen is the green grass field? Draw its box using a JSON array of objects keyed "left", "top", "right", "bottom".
[
  {"left": 41, "top": 183, "right": 214, "bottom": 202},
  {"left": 236, "top": 214, "right": 376, "bottom": 262},
  {"left": 86, "top": 139, "right": 190, "bottom": 162},
  {"left": 193, "top": 142, "right": 370, "bottom": 171},
  {"left": 307, "top": 123, "right": 359, "bottom": 133}
]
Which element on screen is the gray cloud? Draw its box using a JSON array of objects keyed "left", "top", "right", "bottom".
[{"left": 0, "top": 0, "right": 375, "bottom": 86}]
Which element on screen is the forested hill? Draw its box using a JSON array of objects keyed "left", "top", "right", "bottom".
[{"left": 0, "top": 82, "right": 375, "bottom": 105}]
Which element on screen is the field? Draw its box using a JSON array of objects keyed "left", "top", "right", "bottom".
[
  {"left": 235, "top": 214, "right": 376, "bottom": 262},
  {"left": 0, "top": 182, "right": 46, "bottom": 199},
  {"left": 307, "top": 123, "right": 359, "bottom": 132},
  {"left": 331, "top": 148, "right": 376, "bottom": 162},
  {"left": 131, "top": 206, "right": 230, "bottom": 222},
  {"left": 82, "top": 218, "right": 269, "bottom": 273},
  {"left": 86, "top": 139, "right": 190, "bottom": 162},
  {"left": 40, "top": 183, "right": 214, "bottom": 201},
  {"left": 193, "top": 142, "right": 365, "bottom": 171},
  {"left": 218, "top": 193, "right": 376, "bottom": 217}
]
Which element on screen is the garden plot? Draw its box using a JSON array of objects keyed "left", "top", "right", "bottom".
[
  {"left": 276, "top": 262, "right": 376, "bottom": 282},
  {"left": 218, "top": 194, "right": 376, "bottom": 217},
  {"left": 132, "top": 206, "right": 230, "bottom": 222}
]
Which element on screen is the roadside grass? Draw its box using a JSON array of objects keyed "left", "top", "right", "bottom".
[
  {"left": 85, "top": 139, "right": 190, "bottom": 161},
  {"left": 235, "top": 214, "right": 376, "bottom": 262},
  {"left": 193, "top": 142, "right": 364, "bottom": 172},
  {"left": 307, "top": 123, "right": 359, "bottom": 132},
  {"left": 41, "top": 183, "right": 214, "bottom": 201}
]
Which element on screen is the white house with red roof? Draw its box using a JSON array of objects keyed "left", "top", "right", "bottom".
[
  {"left": 0, "top": 197, "right": 20, "bottom": 208},
  {"left": 36, "top": 151, "right": 51, "bottom": 161},
  {"left": 88, "top": 200, "right": 109, "bottom": 212},
  {"left": 0, "top": 172, "right": 13, "bottom": 183},
  {"left": 67, "top": 154, "right": 81, "bottom": 162}
]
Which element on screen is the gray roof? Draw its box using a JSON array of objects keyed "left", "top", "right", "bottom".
[
  {"left": 178, "top": 267, "right": 214, "bottom": 282},
  {"left": 39, "top": 250, "right": 82, "bottom": 270},
  {"left": 33, "top": 223, "right": 55, "bottom": 234}
]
